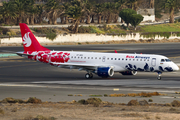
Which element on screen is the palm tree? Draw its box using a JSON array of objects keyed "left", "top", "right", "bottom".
[
  {"left": 164, "top": 0, "right": 179, "bottom": 23},
  {"left": 127, "top": 0, "right": 138, "bottom": 11},
  {"left": 25, "top": 0, "right": 37, "bottom": 25},
  {"left": 104, "top": 2, "right": 114, "bottom": 24},
  {"left": 0, "top": 1, "right": 16, "bottom": 24},
  {"left": 45, "top": 0, "right": 64, "bottom": 24},
  {"left": 13, "top": 0, "right": 26, "bottom": 25},
  {"left": 61, "top": 2, "right": 70, "bottom": 24},
  {"left": 66, "top": 0, "right": 84, "bottom": 33},
  {"left": 94, "top": 3, "right": 104, "bottom": 24},
  {"left": 112, "top": 2, "right": 122, "bottom": 23},
  {"left": 36, "top": 4, "right": 44, "bottom": 24},
  {"left": 84, "top": 0, "right": 94, "bottom": 24}
]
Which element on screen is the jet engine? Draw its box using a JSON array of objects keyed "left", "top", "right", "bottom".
[
  {"left": 96, "top": 67, "right": 114, "bottom": 78},
  {"left": 120, "top": 71, "right": 137, "bottom": 75}
]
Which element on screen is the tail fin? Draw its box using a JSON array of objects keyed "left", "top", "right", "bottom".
[{"left": 19, "top": 23, "right": 50, "bottom": 52}]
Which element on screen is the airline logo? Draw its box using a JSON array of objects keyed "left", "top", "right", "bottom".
[
  {"left": 126, "top": 55, "right": 134, "bottom": 58},
  {"left": 23, "top": 32, "right": 32, "bottom": 47},
  {"left": 126, "top": 55, "right": 150, "bottom": 59}
]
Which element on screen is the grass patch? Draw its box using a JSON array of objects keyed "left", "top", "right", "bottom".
[
  {"left": 1, "top": 97, "right": 24, "bottom": 103},
  {"left": 27, "top": 97, "right": 42, "bottom": 104},
  {"left": 171, "top": 100, "right": 180, "bottom": 107},
  {"left": 89, "top": 26, "right": 105, "bottom": 34},
  {"left": 0, "top": 108, "right": 4, "bottom": 115},
  {"left": 89, "top": 95, "right": 102, "bottom": 97},
  {"left": 33, "top": 27, "right": 57, "bottom": 40},
  {"left": 0, "top": 97, "right": 42, "bottom": 104},
  {"left": 109, "top": 92, "right": 162, "bottom": 97},
  {"left": 23, "top": 115, "right": 56, "bottom": 120},
  {"left": 68, "top": 94, "right": 73, "bottom": 96},
  {"left": 78, "top": 98, "right": 102, "bottom": 107},
  {"left": 140, "top": 23, "right": 180, "bottom": 32},
  {"left": 75, "top": 94, "right": 83, "bottom": 96}
]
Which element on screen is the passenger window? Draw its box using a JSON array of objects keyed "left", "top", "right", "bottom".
[
  {"left": 115, "top": 58, "right": 117, "bottom": 60},
  {"left": 81, "top": 57, "right": 83, "bottom": 59},
  {"left": 91, "top": 57, "right": 93, "bottom": 59},
  {"left": 129, "top": 59, "right": 131, "bottom": 61},
  {"left": 99, "top": 57, "right": 101, "bottom": 59},
  {"left": 84, "top": 57, "right": 86, "bottom": 59},
  {"left": 111, "top": 58, "right": 113, "bottom": 60},
  {"left": 122, "top": 59, "right": 124, "bottom": 60},
  {"left": 107, "top": 58, "right": 109, "bottom": 60},
  {"left": 118, "top": 58, "right": 120, "bottom": 60},
  {"left": 95, "top": 57, "right": 97, "bottom": 59}
]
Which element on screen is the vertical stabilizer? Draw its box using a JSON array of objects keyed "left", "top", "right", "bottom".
[{"left": 19, "top": 23, "right": 50, "bottom": 52}]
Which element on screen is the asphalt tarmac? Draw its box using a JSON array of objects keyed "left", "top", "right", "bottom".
[{"left": 0, "top": 43, "right": 180, "bottom": 103}]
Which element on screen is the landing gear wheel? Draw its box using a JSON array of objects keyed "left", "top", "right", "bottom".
[
  {"left": 85, "top": 73, "right": 93, "bottom": 79},
  {"left": 157, "top": 75, "right": 161, "bottom": 80},
  {"left": 157, "top": 72, "right": 162, "bottom": 80}
]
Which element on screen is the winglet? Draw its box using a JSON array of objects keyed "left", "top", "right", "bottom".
[
  {"left": 114, "top": 50, "right": 118, "bottom": 53},
  {"left": 19, "top": 23, "right": 50, "bottom": 52}
]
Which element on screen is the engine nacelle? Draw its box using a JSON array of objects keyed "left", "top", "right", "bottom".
[
  {"left": 120, "top": 71, "right": 137, "bottom": 75},
  {"left": 96, "top": 67, "right": 114, "bottom": 78}
]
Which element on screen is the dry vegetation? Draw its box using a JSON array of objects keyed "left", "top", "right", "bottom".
[
  {"left": 1, "top": 97, "right": 180, "bottom": 120},
  {"left": 109, "top": 92, "right": 165, "bottom": 97}
]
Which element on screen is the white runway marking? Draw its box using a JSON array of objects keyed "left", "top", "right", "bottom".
[{"left": 32, "top": 79, "right": 180, "bottom": 89}]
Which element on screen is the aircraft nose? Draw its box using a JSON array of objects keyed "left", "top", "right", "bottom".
[{"left": 173, "top": 64, "right": 179, "bottom": 71}]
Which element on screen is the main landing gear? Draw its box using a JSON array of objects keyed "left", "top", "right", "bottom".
[
  {"left": 157, "top": 72, "right": 162, "bottom": 80},
  {"left": 85, "top": 73, "right": 93, "bottom": 79}
]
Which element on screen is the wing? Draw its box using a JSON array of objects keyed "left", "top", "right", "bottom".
[{"left": 52, "top": 62, "right": 113, "bottom": 71}]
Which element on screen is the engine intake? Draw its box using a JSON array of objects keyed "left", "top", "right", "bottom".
[
  {"left": 120, "top": 71, "right": 137, "bottom": 75},
  {"left": 96, "top": 67, "right": 114, "bottom": 78}
]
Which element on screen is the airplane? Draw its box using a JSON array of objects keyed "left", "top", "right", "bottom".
[{"left": 16, "top": 23, "right": 179, "bottom": 80}]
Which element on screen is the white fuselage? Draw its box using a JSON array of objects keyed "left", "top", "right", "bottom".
[{"left": 24, "top": 50, "right": 179, "bottom": 73}]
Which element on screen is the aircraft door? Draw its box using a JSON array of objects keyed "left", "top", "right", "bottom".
[
  {"left": 102, "top": 56, "right": 106, "bottom": 62},
  {"left": 151, "top": 58, "right": 156, "bottom": 67}
]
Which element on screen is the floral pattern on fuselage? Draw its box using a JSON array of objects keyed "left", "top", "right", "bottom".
[
  {"left": 24, "top": 51, "right": 70, "bottom": 65},
  {"left": 125, "top": 63, "right": 173, "bottom": 72}
]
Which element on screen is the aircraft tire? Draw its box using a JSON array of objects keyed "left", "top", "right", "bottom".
[
  {"left": 85, "top": 73, "right": 93, "bottom": 79},
  {"left": 157, "top": 76, "right": 161, "bottom": 80}
]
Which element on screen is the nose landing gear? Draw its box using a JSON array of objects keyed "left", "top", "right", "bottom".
[{"left": 157, "top": 72, "right": 162, "bottom": 80}]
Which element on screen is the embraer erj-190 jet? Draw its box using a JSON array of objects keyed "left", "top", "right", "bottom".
[{"left": 16, "top": 23, "right": 179, "bottom": 80}]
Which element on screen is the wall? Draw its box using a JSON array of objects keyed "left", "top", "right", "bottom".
[
  {"left": 142, "top": 15, "right": 155, "bottom": 22},
  {"left": 1, "top": 33, "right": 180, "bottom": 44}
]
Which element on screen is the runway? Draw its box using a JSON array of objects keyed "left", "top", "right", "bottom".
[{"left": 0, "top": 43, "right": 180, "bottom": 103}]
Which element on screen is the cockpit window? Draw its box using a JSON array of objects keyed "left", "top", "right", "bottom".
[
  {"left": 161, "top": 59, "right": 171, "bottom": 62},
  {"left": 165, "top": 59, "right": 171, "bottom": 62},
  {"left": 161, "top": 59, "right": 165, "bottom": 62}
]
